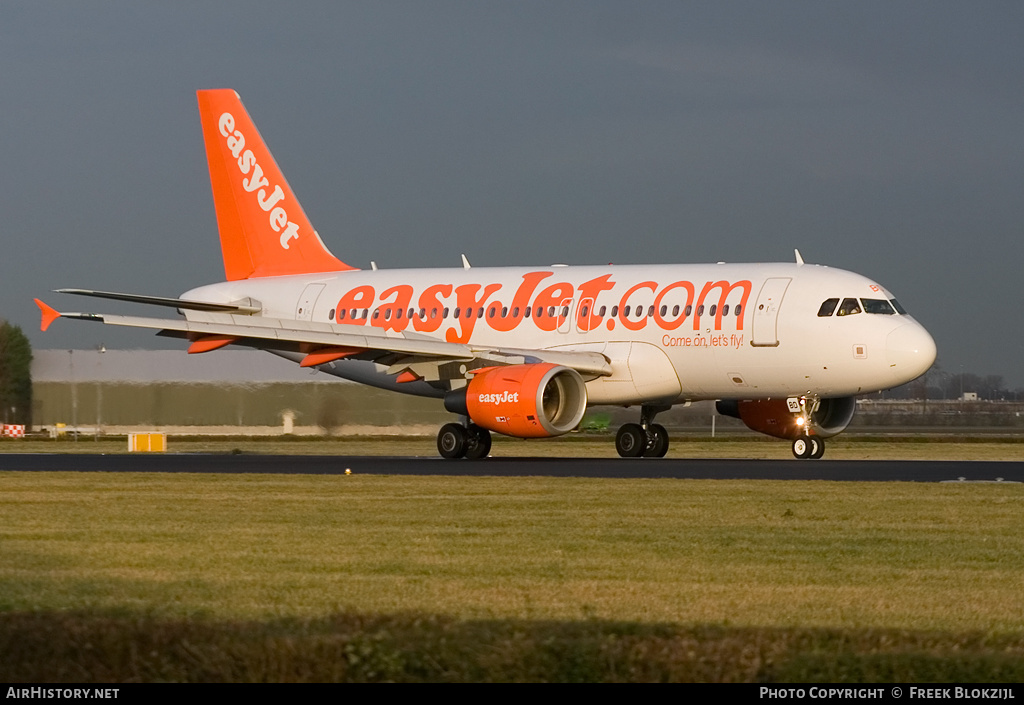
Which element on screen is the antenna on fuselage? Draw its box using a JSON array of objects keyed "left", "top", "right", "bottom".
[
  {"left": 371, "top": 261, "right": 378, "bottom": 271},
  {"left": 461, "top": 254, "right": 471, "bottom": 269},
  {"left": 794, "top": 249, "right": 805, "bottom": 265}
]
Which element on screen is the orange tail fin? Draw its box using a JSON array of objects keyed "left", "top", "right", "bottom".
[{"left": 196, "top": 89, "right": 356, "bottom": 280}]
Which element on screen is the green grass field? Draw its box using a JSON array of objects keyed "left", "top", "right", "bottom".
[{"left": 2, "top": 466, "right": 1023, "bottom": 681}]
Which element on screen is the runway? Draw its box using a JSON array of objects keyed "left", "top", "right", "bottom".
[{"left": 2, "top": 454, "right": 1023, "bottom": 482}]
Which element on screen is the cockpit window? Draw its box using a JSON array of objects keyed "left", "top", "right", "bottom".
[
  {"left": 862, "top": 298, "right": 896, "bottom": 315},
  {"left": 817, "top": 298, "right": 839, "bottom": 317},
  {"left": 890, "top": 299, "right": 907, "bottom": 314},
  {"left": 836, "top": 298, "right": 861, "bottom": 316}
]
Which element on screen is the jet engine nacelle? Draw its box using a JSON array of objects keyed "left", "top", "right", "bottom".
[
  {"left": 447, "top": 363, "right": 588, "bottom": 438},
  {"left": 716, "top": 396, "right": 857, "bottom": 440}
]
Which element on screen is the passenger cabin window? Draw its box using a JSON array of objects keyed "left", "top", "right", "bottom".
[
  {"left": 836, "top": 298, "right": 861, "bottom": 316},
  {"left": 817, "top": 298, "right": 839, "bottom": 317},
  {"left": 862, "top": 298, "right": 896, "bottom": 315}
]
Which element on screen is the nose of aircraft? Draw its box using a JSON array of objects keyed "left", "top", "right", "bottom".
[{"left": 886, "top": 322, "right": 937, "bottom": 384}]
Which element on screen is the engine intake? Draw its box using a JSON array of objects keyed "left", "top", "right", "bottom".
[
  {"left": 448, "top": 363, "right": 588, "bottom": 438},
  {"left": 717, "top": 396, "right": 856, "bottom": 439}
]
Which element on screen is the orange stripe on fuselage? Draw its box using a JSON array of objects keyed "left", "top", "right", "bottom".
[{"left": 328, "top": 272, "right": 752, "bottom": 340}]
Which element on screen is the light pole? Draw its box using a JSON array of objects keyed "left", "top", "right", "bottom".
[
  {"left": 95, "top": 345, "right": 105, "bottom": 440},
  {"left": 68, "top": 349, "right": 78, "bottom": 441},
  {"left": 960, "top": 364, "right": 964, "bottom": 413}
]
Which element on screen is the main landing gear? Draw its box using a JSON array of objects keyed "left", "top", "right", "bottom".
[
  {"left": 437, "top": 422, "right": 492, "bottom": 459},
  {"left": 792, "top": 435, "right": 825, "bottom": 460},
  {"left": 615, "top": 404, "right": 671, "bottom": 458}
]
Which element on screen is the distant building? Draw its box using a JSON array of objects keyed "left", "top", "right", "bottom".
[{"left": 30, "top": 349, "right": 447, "bottom": 434}]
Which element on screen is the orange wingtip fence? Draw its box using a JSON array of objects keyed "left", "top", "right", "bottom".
[{"left": 34, "top": 299, "right": 61, "bottom": 332}]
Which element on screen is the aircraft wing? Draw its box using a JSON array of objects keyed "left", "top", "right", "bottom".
[{"left": 34, "top": 299, "right": 613, "bottom": 380}]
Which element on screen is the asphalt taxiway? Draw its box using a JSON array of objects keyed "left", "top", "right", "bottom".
[{"left": 2, "top": 454, "right": 1023, "bottom": 482}]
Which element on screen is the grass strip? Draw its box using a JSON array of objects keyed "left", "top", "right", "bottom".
[
  {"left": 3, "top": 472, "right": 1023, "bottom": 682},
  {"left": 2, "top": 611, "right": 1023, "bottom": 682}
]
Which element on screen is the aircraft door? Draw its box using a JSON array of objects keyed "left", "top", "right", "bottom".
[
  {"left": 751, "top": 278, "right": 791, "bottom": 347},
  {"left": 295, "top": 283, "right": 326, "bottom": 321},
  {"left": 576, "top": 298, "right": 595, "bottom": 333},
  {"left": 557, "top": 298, "right": 574, "bottom": 334}
]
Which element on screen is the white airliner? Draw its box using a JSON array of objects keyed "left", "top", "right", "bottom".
[{"left": 36, "top": 89, "right": 936, "bottom": 459}]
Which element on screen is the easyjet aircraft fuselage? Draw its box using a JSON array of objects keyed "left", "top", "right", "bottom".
[
  {"left": 37, "top": 89, "right": 936, "bottom": 459},
  {"left": 183, "top": 263, "right": 932, "bottom": 402}
]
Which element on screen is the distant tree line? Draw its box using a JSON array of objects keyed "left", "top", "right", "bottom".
[
  {"left": 870, "top": 362, "right": 1023, "bottom": 402},
  {"left": 0, "top": 321, "right": 32, "bottom": 424}
]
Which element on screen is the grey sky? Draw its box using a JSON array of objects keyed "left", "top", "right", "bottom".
[{"left": 2, "top": 2, "right": 1022, "bottom": 384}]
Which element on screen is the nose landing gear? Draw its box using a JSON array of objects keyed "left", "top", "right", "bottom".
[
  {"left": 792, "top": 435, "right": 825, "bottom": 459},
  {"left": 790, "top": 397, "right": 826, "bottom": 460}
]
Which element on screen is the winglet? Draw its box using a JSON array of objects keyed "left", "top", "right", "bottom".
[{"left": 34, "top": 299, "right": 61, "bottom": 332}]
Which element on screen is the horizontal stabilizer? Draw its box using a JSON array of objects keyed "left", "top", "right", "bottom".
[
  {"left": 55, "top": 289, "right": 262, "bottom": 314},
  {"left": 34, "top": 298, "right": 106, "bottom": 331}
]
